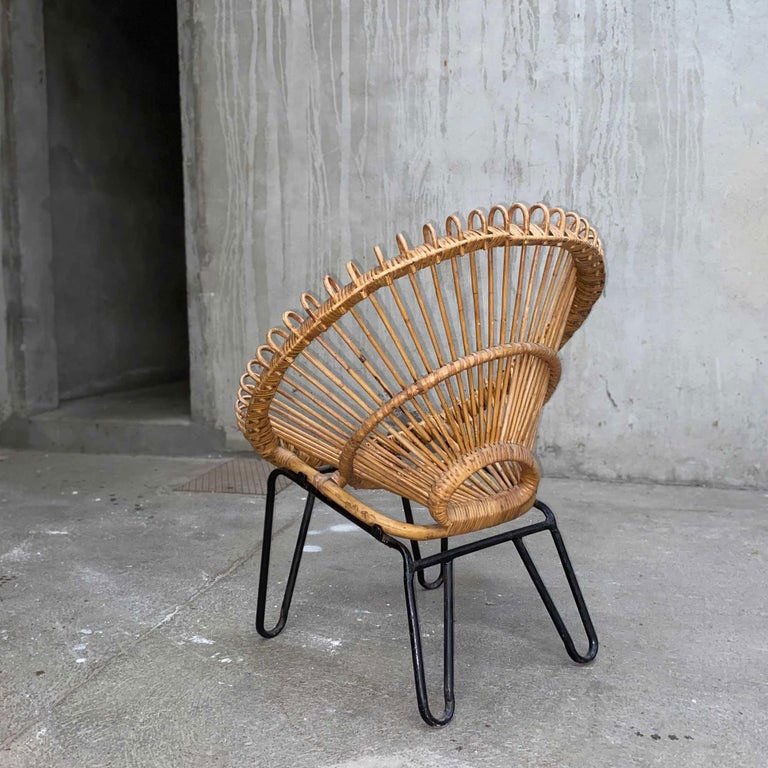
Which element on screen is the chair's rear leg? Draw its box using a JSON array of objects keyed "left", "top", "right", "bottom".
[
  {"left": 256, "top": 469, "right": 316, "bottom": 638},
  {"left": 514, "top": 500, "right": 598, "bottom": 663},
  {"left": 399, "top": 550, "right": 456, "bottom": 727},
  {"left": 400, "top": 497, "right": 448, "bottom": 590}
]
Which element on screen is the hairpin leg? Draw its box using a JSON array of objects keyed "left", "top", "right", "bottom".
[
  {"left": 256, "top": 469, "right": 316, "bottom": 638},
  {"left": 252, "top": 467, "right": 596, "bottom": 727},
  {"left": 393, "top": 541, "right": 455, "bottom": 727},
  {"left": 514, "top": 500, "right": 598, "bottom": 663},
  {"left": 401, "top": 497, "right": 448, "bottom": 590}
]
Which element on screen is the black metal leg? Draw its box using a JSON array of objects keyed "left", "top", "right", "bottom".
[
  {"left": 401, "top": 497, "right": 448, "bottom": 590},
  {"left": 396, "top": 545, "right": 455, "bottom": 727},
  {"left": 251, "top": 466, "right": 597, "bottom": 727},
  {"left": 513, "top": 500, "right": 598, "bottom": 663},
  {"left": 256, "top": 469, "right": 316, "bottom": 638}
]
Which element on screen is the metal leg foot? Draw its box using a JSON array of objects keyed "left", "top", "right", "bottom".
[
  {"left": 255, "top": 469, "right": 316, "bottom": 638},
  {"left": 514, "top": 500, "right": 599, "bottom": 663}
]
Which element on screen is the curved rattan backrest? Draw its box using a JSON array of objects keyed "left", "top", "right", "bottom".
[{"left": 237, "top": 203, "right": 604, "bottom": 538}]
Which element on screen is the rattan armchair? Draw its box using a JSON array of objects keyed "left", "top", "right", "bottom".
[{"left": 236, "top": 202, "right": 605, "bottom": 725}]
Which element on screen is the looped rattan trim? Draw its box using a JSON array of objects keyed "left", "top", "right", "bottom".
[
  {"left": 235, "top": 202, "right": 605, "bottom": 540},
  {"left": 236, "top": 203, "right": 604, "bottom": 459},
  {"left": 332, "top": 342, "right": 559, "bottom": 488}
]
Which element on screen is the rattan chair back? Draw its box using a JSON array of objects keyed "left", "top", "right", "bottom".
[{"left": 237, "top": 203, "right": 604, "bottom": 540}]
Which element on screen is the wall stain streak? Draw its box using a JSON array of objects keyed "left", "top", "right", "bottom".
[{"left": 181, "top": 0, "right": 768, "bottom": 487}]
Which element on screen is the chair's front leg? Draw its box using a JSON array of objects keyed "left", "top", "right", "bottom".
[
  {"left": 398, "top": 547, "right": 456, "bottom": 727},
  {"left": 514, "top": 500, "right": 598, "bottom": 663},
  {"left": 256, "top": 469, "right": 316, "bottom": 638}
]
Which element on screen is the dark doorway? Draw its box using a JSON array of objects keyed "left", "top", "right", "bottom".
[{"left": 44, "top": 1, "right": 188, "bottom": 404}]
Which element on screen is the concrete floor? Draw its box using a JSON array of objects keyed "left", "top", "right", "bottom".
[{"left": 0, "top": 450, "right": 766, "bottom": 767}]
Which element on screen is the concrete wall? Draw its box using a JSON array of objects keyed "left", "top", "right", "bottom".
[
  {"left": 178, "top": 0, "right": 768, "bottom": 488},
  {"left": 45, "top": 0, "right": 188, "bottom": 400},
  {"left": 0, "top": 5, "right": 12, "bottom": 423},
  {"left": 0, "top": 0, "right": 58, "bottom": 419}
]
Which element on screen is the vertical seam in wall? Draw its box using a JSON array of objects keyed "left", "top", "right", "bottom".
[
  {"left": 177, "top": 0, "right": 217, "bottom": 431},
  {"left": 0, "top": 1, "right": 26, "bottom": 414}
]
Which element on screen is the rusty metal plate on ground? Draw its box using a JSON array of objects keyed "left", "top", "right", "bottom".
[{"left": 174, "top": 458, "right": 288, "bottom": 496}]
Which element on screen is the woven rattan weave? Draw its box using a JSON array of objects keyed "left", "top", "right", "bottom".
[{"left": 236, "top": 203, "right": 604, "bottom": 540}]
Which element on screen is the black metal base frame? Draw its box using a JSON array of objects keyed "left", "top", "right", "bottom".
[{"left": 256, "top": 467, "right": 598, "bottom": 727}]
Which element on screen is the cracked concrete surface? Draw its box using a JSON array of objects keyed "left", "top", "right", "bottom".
[{"left": 0, "top": 450, "right": 766, "bottom": 767}]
